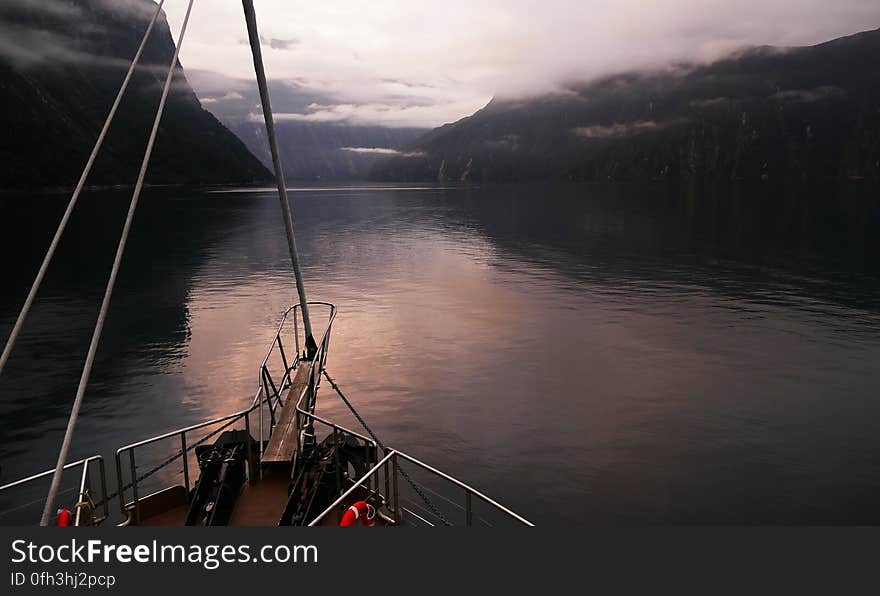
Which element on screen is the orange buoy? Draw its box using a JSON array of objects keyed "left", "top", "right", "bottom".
[
  {"left": 56, "top": 508, "right": 72, "bottom": 526},
  {"left": 339, "top": 501, "right": 376, "bottom": 526}
]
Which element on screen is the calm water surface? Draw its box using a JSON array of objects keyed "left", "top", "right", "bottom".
[{"left": 1, "top": 182, "right": 879, "bottom": 524}]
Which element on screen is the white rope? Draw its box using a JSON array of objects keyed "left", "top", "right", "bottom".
[
  {"left": 39, "top": 0, "right": 197, "bottom": 526},
  {"left": 0, "top": 0, "right": 167, "bottom": 378}
]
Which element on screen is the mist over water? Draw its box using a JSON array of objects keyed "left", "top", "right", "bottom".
[{"left": 1, "top": 182, "right": 879, "bottom": 524}]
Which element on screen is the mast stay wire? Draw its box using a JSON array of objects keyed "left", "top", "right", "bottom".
[
  {"left": 0, "top": 0, "right": 167, "bottom": 378},
  {"left": 39, "top": 0, "right": 197, "bottom": 526}
]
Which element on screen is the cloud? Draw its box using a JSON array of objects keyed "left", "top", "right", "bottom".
[
  {"left": 573, "top": 119, "right": 687, "bottom": 139},
  {"left": 159, "top": 0, "right": 880, "bottom": 130},
  {"left": 251, "top": 97, "right": 482, "bottom": 128},
  {"left": 199, "top": 91, "right": 245, "bottom": 104},
  {"left": 6, "top": 0, "right": 878, "bottom": 128},
  {"left": 690, "top": 97, "right": 732, "bottom": 108},
  {"left": 1, "top": 0, "right": 81, "bottom": 19},
  {"left": 340, "top": 147, "right": 426, "bottom": 157},
  {"left": 769, "top": 86, "right": 846, "bottom": 103},
  {"left": 93, "top": 0, "right": 159, "bottom": 22},
  {"left": 238, "top": 35, "right": 300, "bottom": 50},
  {"left": 263, "top": 36, "right": 299, "bottom": 51},
  {"left": 0, "top": 23, "right": 110, "bottom": 68},
  {"left": 378, "top": 78, "right": 436, "bottom": 89},
  {"left": 0, "top": 1, "right": 164, "bottom": 69},
  {"left": 484, "top": 134, "right": 521, "bottom": 151}
]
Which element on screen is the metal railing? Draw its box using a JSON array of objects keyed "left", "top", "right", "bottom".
[
  {"left": 3, "top": 301, "right": 531, "bottom": 527},
  {"left": 114, "top": 302, "right": 339, "bottom": 524},
  {"left": 0, "top": 456, "right": 109, "bottom": 526},
  {"left": 309, "top": 449, "right": 533, "bottom": 526},
  {"left": 114, "top": 408, "right": 256, "bottom": 524},
  {"left": 113, "top": 299, "right": 531, "bottom": 526}
]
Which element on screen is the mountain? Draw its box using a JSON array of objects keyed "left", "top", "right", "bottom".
[
  {"left": 227, "top": 121, "right": 427, "bottom": 181},
  {"left": 188, "top": 71, "right": 426, "bottom": 180},
  {"left": 370, "top": 28, "right": 880, "bottom": 183},
  {"left": 0, "top": 0, "right": 270, "bottom": 189}
]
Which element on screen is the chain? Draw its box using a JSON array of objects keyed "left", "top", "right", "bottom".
[
  {"left": 322, "top": 369, "right": 452, "bottom": 526},
  {"left": 0, "top": 418, "right": 237, "bottom": 523},
  {"left": 106, "top": 417, "right": 239, "bottom": 503}
]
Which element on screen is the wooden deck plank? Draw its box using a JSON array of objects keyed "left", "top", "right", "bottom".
[
  {"left": 228, "top": 468, "right": 291, "bottom": 526},
  {"left": 139, "top": 505, "right": 187, "bottom": 526},
  {"left": 261, "top": 363, "right": 312, "bottom": 464}
]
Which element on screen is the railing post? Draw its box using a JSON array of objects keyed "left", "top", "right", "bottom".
[
  {"left": 391, "top": 452, "right": 400, "bottom": 524},
  {"left": 115, "top": 453, "right": 125, "bottom": 517},
  {"left": 466, "top": 490, "right": 473, "bottom": 527},
  {"left": 384, "top": 454, "right": 390, "bottom": 504},
  {"left": 294, "top": 409, "right": 301, "bottom": 455},
  {"left": 76, "top": 461, "right": 91, "bottom": 527},
  {"left": 245, "top": 412, "right": 256, "bottom": 486},
  {"left": 332, "top": 428, "right": 341, "bottom": 507},
  {"left": 181, "top": 432, "right": 190, "bottom": 496},
  {"left": 129, "top": 450, "right": 139, "bottom": 525},
  {"left": 277, "top": 335, "right": 289, "bottom": 374},
  {"left": 262, "top": 368, "right": 276, "bottom": 427},
  {"left": 294, "top": 306, "right": 300, "bottom": 356},
  {"left": 98, "top": 457, "right": 109, "bottom": 522},
  {"left": 364, "top": 441, "right": 372, "bottom": 492},
  {"left": 259, "top": 391, "right": 264, "bottom": 458},
  {"left": 321, "top": 330, "right": 331, "bottom": 369},
  {"left": 264, "top": 366, "right": 281, "bottom": 411}
]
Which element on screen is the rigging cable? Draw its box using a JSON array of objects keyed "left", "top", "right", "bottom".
[
  {"left": 39, "top": 0, "right": 197, "bottom": 526},
  {"left": 0, "top": 0, "right": 167, "bottom": 378},
  {"left": 322, "top": 369, "right": 452, "bottom": 526}
]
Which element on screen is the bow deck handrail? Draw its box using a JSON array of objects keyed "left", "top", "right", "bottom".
[
  {"left": 0, "top": 456, "right": 109, "bottom": 526},
  {"left": 2, "top": 302, "right": 531, "bottom": 526}
]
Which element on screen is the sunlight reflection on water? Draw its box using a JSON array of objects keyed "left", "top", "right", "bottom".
[{"left": 1, "top": 181, "right": 879, "bottom": 524}]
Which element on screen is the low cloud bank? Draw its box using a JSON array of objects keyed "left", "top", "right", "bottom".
[
  {"left": 769, "top": 86, "right": 846, "bottom": 103},
  {"left": 248, "top": 98, "right": 481, "bottom": 128},
  {"left": 162, "top": 0, "right": 880, "bottom": 129},
  {"left": 573, "top": 119, "right": 686, "bottom": 139},
  {"left": 340, "top": 147, "right": 425, "bottom": 157}
]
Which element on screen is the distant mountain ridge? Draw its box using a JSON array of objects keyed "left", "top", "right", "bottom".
[
  {"left": 188, "top": 71, "right": 426, "bottom": 180},
  {"left": 0, "top": 0, "right": 270, "bottom": 189},
  {"left": 226, "top": 120, "right": 425, "bottom": 181},
  {"left": 370, "top": 28, "right": 880, "bottom": 183}
]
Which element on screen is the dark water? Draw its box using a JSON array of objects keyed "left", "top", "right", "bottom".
[{"left": 1, "top": 181, "right": 879, "bottom": 525}]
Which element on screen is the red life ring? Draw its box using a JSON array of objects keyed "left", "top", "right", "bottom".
[
  {"left": 56, "top": 508, "right": 72, "bottom": 527},
  {"left": 339, "top": 501, "right": 376, "bottom": 526}
]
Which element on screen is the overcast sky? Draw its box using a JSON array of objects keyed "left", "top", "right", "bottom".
[{"left": 160, "top": 0, "right": 880, "bottom": 128}]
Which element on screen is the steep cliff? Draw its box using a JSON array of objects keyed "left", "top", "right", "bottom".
[
  {"left": 370, "top": 28, "right": 880, "bottom": 183},
  {"left": 0, "top": 0, "right": 271, "bottom": 189}
]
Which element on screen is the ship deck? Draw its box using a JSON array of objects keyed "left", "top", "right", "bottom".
[
  {"left": 138, "top": 467, "right": 291, "bottom": 526},
  {"left": 136, "top": 358, "right": 385, "bottom": 526},
  {"left": 137, "top": 470, "right": 378, "bottom": 527},
  {"left": 261, "top": 364, "right": 312, "bottom": 464}
]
